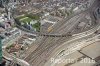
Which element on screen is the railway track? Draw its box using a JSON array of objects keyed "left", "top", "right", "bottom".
[
  {"left": 8, "top": 0, "right": 99, "bottom": 66},
  {"left": 13, "top": 0, "right": 97, "bottom": 38}
]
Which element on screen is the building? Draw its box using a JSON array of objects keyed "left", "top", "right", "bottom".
[
  {"left": 0, "top": 38, "right": 2, "bottom": 63},
  {"left": 2, "top": 28, "right": 21, "bottom": 46}
]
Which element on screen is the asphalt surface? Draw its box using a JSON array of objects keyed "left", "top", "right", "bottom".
[{"left": 10, "top": 0, "right": 100, "bottom": 66}]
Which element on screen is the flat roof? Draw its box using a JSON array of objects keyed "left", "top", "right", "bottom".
[{"left": 81, "top": 41, "right": 100, "bottom": 59}]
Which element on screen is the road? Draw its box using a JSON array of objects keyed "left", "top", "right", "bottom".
[
  {"left": 44, "top": 33, "right": 100, "bottom": 66},
  {"left": 14, "top": 0, "right": 99, "bottom": 37},
  {"left": 25, "top": 21, "right": 100, "bottom": 66},
  {"left": 3, "top": 50, "right": 30, "bottom": 66},
  {"left": 2, "top": 29, "right": 32, "bottom": 66},
  {"left": 5, "top": 0, "right": 100, "bottom": 66},
  {"left": 22, "top": 0, "right": 100, "bottom": 66}
]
